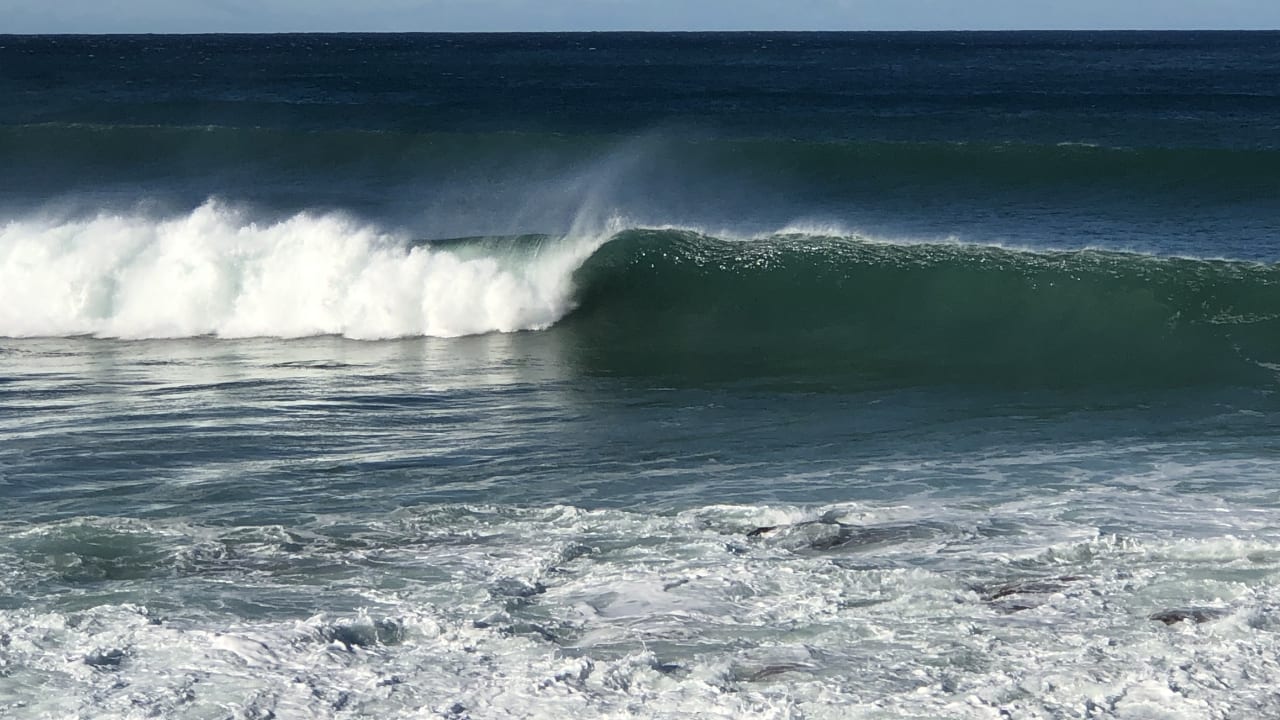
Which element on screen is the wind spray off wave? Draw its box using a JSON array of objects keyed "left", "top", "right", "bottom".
[{"left": 0, "top": 202, "right": 607, "bottom": 340}]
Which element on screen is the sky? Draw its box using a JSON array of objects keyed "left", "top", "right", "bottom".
[{"left": 5, "top": 0, "right": 1280, "bottom": 33}]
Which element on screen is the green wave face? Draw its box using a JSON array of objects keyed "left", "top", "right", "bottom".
[{"left": 561, "top": 230, "right": 1280, "bottom": 389}]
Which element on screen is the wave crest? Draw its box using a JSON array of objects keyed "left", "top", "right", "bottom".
[{"left": 0, "top": 202, "right": 601, "bottom": 340}]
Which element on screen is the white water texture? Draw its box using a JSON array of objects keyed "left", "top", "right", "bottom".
[
  {"left": 4, "top": 499, "right": 1280, "bottom": 720},
  {"left": 0, "top": 202, "right": 604, "bottom": 339}
]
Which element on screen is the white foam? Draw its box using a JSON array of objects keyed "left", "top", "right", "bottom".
[
  {"left": 5, "top": 501, "right": 1280, "bottom": 719},
  {"left": 0, "top": 201, "right": 611, "bottom": 340}
]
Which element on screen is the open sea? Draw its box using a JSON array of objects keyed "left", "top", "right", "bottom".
[{"left": 4, "top": 31, "right": 1280, "bottom": 719}]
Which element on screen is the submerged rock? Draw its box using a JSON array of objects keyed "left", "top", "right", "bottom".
[
  {"left": 490, "top": 577, "right": 548, "bottom": 600},
  {"left": 489, "top": 577, "right": 549, "bottom": 609},
  {"left": 745, "top": 519, "right": 942, "bottom": 552},
  {"left": 975, "top": 575, "right": 1089, "bottom": 612},
  {"left": 84, "top": 647, "right": 128, "bottom": 670},
  {"left": 321, "top": 618, "right": 406, "bottom": 650},
  {"left": 730, "top": 645, "right": 819, "bottom": 683},
  {"left": 1149, "top": 608, "right": 1229, "bottom": 625}
]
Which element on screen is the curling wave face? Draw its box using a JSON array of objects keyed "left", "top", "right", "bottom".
[{"left": 566, "top": 229, "right": 1280, "bottom": 388}]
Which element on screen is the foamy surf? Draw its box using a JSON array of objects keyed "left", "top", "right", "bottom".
[
  {"left": 4, "top": 498, "right": 1280, "bottom": 719},
  {"left": 0, "top": 201, "right": 606, "bottom": 340}
]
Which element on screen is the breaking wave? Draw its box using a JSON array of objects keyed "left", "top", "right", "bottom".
[
  {"left": 0, "top": 201, "right": 605, "bottom": 340},
  {"left": 4, "top": 202, "right": 1279, "bottom": 387}
]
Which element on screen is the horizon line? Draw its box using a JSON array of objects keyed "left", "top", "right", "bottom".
[{"left": 5, "top": 28, "right": 1280, "bottom": 36}]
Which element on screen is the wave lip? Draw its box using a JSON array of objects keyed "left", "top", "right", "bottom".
[{"left": 0, "top": 201, "right": 600, "bottom": 340}]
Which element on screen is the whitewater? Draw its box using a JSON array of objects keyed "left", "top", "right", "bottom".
[{"left": 0, "top": 201, "right": 607, "bottom": 339}]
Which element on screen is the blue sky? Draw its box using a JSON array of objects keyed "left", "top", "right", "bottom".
[{"left": 6, "top": 0, "right": 1280, "bottom": 33}]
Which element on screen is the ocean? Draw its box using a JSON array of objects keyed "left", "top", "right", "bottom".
[{"left": 3, "top": 31, "right": 1280, "bottom": 718}]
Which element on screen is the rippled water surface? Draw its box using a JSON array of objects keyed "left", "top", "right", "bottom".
[{"left": 4, "top": 336, "right": 1280, "bottom": 718}]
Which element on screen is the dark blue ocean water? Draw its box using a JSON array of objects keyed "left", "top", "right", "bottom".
[{"left": 3, "top": 32, "right": 1280, "bottom": 719}]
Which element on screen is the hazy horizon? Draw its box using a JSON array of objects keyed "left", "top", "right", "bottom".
[
  {"left": 6, "top": 0, "right": 1279, "bottom": 34},
  {"left": 6, "top": 28, "right": 1280, "bottom": 35}
]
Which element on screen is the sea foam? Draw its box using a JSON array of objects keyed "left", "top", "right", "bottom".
[{"left": 0, "top": 201, "right": 605, "bottom": 340}]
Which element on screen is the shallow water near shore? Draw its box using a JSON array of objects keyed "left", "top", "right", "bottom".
[{"left": 5, "top": 334, "right": 1280, "bottom": 717}]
